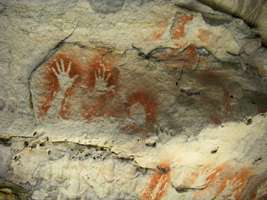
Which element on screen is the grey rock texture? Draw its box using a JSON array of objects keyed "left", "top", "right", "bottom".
[{"left": 0, "top": 0, "right": 267, "bottom": 199}]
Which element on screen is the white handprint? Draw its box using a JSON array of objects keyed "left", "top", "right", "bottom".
[
  {"left": 45, "top": 59, "right": 78, "bottom": 120},
  {"left": 94, "top": 68, "right": 115, "bottom": 95},
  {"left": 52, "top": 59, "right": 78, "bottom": 92}
]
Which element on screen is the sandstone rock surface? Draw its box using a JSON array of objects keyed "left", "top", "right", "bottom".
[{"left": 0, "top": 0, "right": 267, "bottom": 199}]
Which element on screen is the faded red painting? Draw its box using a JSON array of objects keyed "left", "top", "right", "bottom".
[
  {"left": 176, "top": 162, "right": 254, "bottom": 200},
  {"left": 172, "top": 15, "right": 193, "bottom": 40},
  {"left": 196, "top": 69, "right": 233, "bottom": 125},
  {"left": 38, "top": 53, "right": 84, "bottom": 119},
  {"left": 142, "top": 162, "right": 171, "bottom": 200},
  {"left": 34, "top": 47, "right": 159, "bottom": 133}
]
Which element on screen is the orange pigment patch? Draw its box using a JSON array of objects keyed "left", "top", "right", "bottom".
[
  {"left": 152, "top": 21, "right": 167, "bottom": 41},
  {"left": 192, "top": 163, "right": 229, "bottom": 199},
  {"left": 127, "top": 90, "right": 158, "bottom": 127},
  {"left": 38, "top": 53, "right": 84, "bottom": 119},
  {"left": 232, "top": 167, "right": 253, "bottom": 200},
  {"left": 197, "top": 29, "right": 212, "bottom": 43},
  {"left": 172, "top": 15, "right": 193, "bottom": 39},
  {"left": 142, "top": 162, "right": 171, "bottom": 200},
  {"left": 192, "top": 163, "right": 253, "bottom": 200},
  {"left": 183, "top": 45, "right": 198, "bottom": 69}
]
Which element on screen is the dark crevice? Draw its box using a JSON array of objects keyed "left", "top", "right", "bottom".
[{"left": 51, "top": 140, "right": 154, "bottom": 172}]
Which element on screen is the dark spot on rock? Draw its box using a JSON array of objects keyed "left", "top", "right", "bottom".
[
  {"left": 251, "top": 100, "right": 256, "bottom": 105},
  {"left": 157, "top": 165, "right": 170, "bottom": 174},
  {"left": 180, "top": 88, "right": 201, "bottom": 96},
  {"left": 47, "top": 150, "right": 51, "bottom": 155},
  {"left": 84, "top": 153, "right": 91, "bottom": 158},
  {"left": 0, "top": 98, "right": 6, "bottom": 111},
  {"left": 211, "top": 148, "right": 218, "bottom": 154},
  {"left": 213, "top": 149, "right": 218, "bottom": 154},
  {"left": 88, "top": 0, "right": 125, "bottom": 14},
  {"left": 253, "top": 157, "right": 262, "bottom": 165},
  {"left": 7, "top": 104, "right": 15, "bottom": 113},
  {"left": 145, "top": 141, "right": 156, "bottom": 147},
  {"left": 246, "top": 118, "right": 252, "bottom": 125},
  {"left": 0, "top": 138, "right": 11, "bottom": 146},
  {"left": 39, "top": 142, "right": 45, "bottom": 147},
  {"left": 33, "top": 131, "right": 37, "bottom": 136},
  {"left": 13, "top": 155, "right": 20, "bottom": 161},
  {"left": 24, "top": 141, "right": 29, "bottom": 147},
  {"left": 30, "top": 143, "right": 37, "bottom": 149}
]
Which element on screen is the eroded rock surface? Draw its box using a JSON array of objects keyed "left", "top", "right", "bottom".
[{"left": 0, "top": 0, "right": 267, "bottom": 199}]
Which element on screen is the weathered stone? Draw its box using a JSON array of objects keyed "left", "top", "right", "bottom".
[
  {"left": 1, "top": 0, "right": 267, "bottom": 199},
  {"left": 88, "top": 0, "right": 125, "bottom": 14}
]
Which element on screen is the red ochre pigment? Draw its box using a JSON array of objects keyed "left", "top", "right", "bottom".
[
  {"left": 38, "top": 50, "right": 159, "bottom": 133},
  {"left": 38, "top": 53, "right": 84, "bottom": 119},
  {"left": 127, "top": 90, "right": 158, "bottom": 126},
  {"left": 172, "top": 15, "right": 194, "bottom": 39},
  {"left": 142, "top": 162, "right": 171, "bottom": 200}
]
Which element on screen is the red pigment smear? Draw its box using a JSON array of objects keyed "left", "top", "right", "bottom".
[
  {"left": 197, "top": 70, "right": 233, "bottom": 123},
  {"left": 152, "top": 21, "right": 167, "bottom": 41},
  {"left": 38, "top": 53, "right": 84, "bottom": 119},
  {"left": 82, "top": 96, "right": 107, "bottom": 120},
  {"left": 223, "top": 87, "right": 232, "bottom": 115},
  {"left": 193, "top": 163, "right": 253, "bottom": 200},
  {"left": 193, "top": 163, "right": 231, "bottom": 199},
  {"left": 183, "top": 44, "right": 199, "bottom": 69},
  {"left": 142, "top": 162, "right": 171, "bottom": 200},
  {"left": 127, "top": 90, "right": 158, "bottom": 126},
  {"left": 172, "top": 15, "right": 193, "bottom": 39},
  {"left": 82, "top": 50, "right": 120, "bottom": 121},
  {"left": 232, "top": 168, "right": 253, "bottom": 200},
  {"left": 197, "top": 29, "right": 212, "bottom": 43},
  {"left": 85, "top": 50, "right": 119, "bottom": 92}
]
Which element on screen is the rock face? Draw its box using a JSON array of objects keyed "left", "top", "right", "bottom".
[{"left": 0, "top": 0, "right": 267, "bottom": 199}]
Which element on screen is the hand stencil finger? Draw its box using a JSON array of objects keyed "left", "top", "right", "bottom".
[
  {"left": 60, "top": 59, "right": 65, "bottom": 72},
  {"left": 67, "top": 61, "right": 72, "bottom": 74},
  {"left": 106, "top": 73, "right": 111, "bottom": 81},
  {"left": 56, "top": 61, "right": 61, "bottom": 72},
  {"left": 72, "top": 74, "right": 79, "bottom": 81},
  {"left": 52, "top": 67, "right": 58, "bottom": 77}
]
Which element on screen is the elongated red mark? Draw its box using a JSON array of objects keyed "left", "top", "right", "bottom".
[
  {"left": 142, "top": 162, "right": 171, "bottom": 200},
  {"left": 172, "top": 15, "right": 193, "bottom": 39}
]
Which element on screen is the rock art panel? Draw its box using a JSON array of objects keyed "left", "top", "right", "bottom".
[
  {"left": 30, "top": 44, "right": 162, "bottom": 134},
  {"left": 30, "top": 43, "right": 267, "bottom": 135},
  {"left": 172, "top": 162, "right": 267, "bottom": 200}
]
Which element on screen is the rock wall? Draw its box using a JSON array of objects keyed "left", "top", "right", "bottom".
[{"left": 0, "top": 0, "right": 267, "bottom": 199}]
